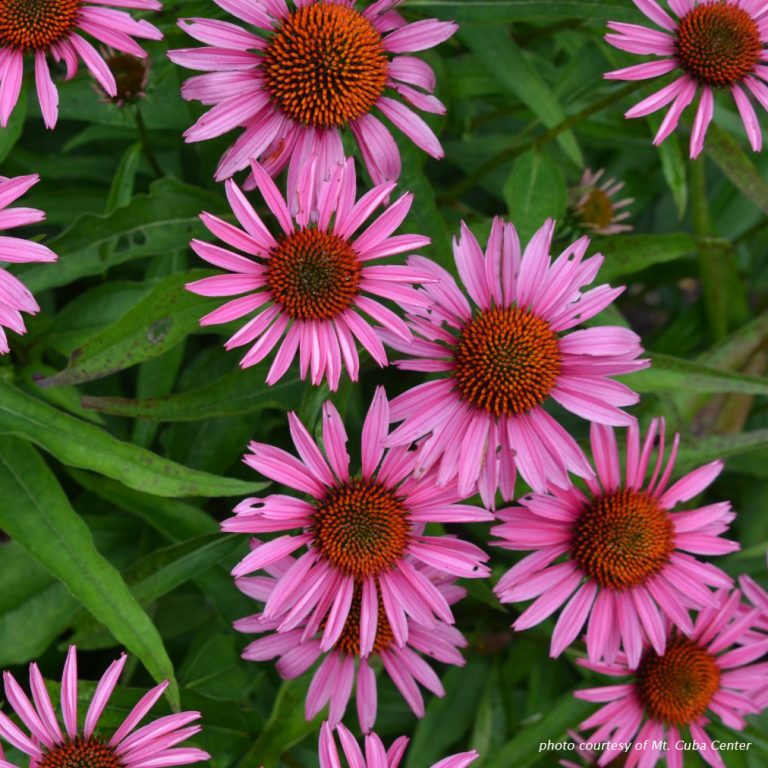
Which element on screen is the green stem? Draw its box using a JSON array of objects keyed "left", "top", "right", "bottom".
[
  {"left": 135, "top": 106, "right": 164, "bottom": 177},
  {"left": 692, "top": 156, "right": 732, "bottom": 342},
  {"left": 690, "top": 156, "right": 712, "bottom": 239},
  {"left": 440, "top": 81, "right": 645, "bottom": 202}
]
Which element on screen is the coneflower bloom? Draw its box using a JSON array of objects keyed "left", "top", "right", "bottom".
[
  {"left": 568, "top": 169, "right": 633, "bottom": 236},
  {"left": 168, "top": 0, "right": 456, "bottom": 196},
  {"left": 0, "top": 174, "right": 57, "bottom": 354},
  {"left": 225, "top": 388, "right": 491, "bottom": 652},
  {"left": 384, "top": 217, "right": 648, "bottom": 507},
  {"left": 186, "top": 158, "right": 434, "bottom": 391},
  {"left": 0, "top": 0, "right": 162, "bottom": 129},
  {"left": 319, "top": 722, "right": 478, "bottom": 768},
  {"left": 0, "top": 646, "right": 210, "bottom": 768},
  {"left": 235, "top": 561, "right": 468, "bottom": 731},
  {"left": 493, "top": 419, "right": 739, "bottom": 667},
  {"left": 574, "top": 588, "right": 768, "bottom": 767},
  {"left": 605, "top": 0, "right": 768, "bottom": 157}
]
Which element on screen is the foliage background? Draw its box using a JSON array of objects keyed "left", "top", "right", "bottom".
[{"left": 2, "top": 0, "right": 768, "bottom": 766}]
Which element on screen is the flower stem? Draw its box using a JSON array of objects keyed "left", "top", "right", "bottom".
[
  {"left": 440, "top": 81, "right": 645, "bottom": 202},
  {"left": 135, "top": 106, "right": 164, "bottom": 177}
]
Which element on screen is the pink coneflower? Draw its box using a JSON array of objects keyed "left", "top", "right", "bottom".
[
  {"left": 0, "top": 0, "right": 161, "bottom": 129},
  {"left": 186, "top": 158, "right": 434, "bottom": 391},
  {"left": 319, "top": 721, "right": 478, "bottom": 768},
  {"left": 168, "top": 0, "right": 456, "bottom": 196},
  {"left": 383, "top": 217, "right": 648, "bottom": 507},
  {"left": 493, "top": 419, "right": 739, "bottom": 667},
  {"left": 569, "top": 169, "right": 633, "bottom": 236},
  {"left": 605, "top": 0, "right": 768, "bottom": 157},
  {"left": 225, "top": 387, "right": 491, "bottom": 650},
  {"left": 0, "top": 646, "right": 210, "bottom": 768},
  {"left": 235, "top": 560, "right": 468, "bottom": 731},
  {"left": 574, "top": 588, "right": 768, "bottom": 767},
  {"left": 0, "top": 174, "right": 57, "bottom": 354}
]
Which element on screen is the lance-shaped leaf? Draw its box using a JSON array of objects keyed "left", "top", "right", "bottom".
[
  {"left": 594, "top": 233, "right": 696, "bottom": 283},
  {"left": 21, "top": 179, "right": 221, "bottom": 292},
  {"left": 625, "top": 353, "right": 768, "bottom": 397},
  {"left": 0, "top": 382, "right": 263, "bottom": 497},
  {"left": 409, "top": 0, "right": 636, "bottom": 23},
  {"left": 0, "top": 437, "right": 180, "bottom": 707},
  {"left": 460, "top": 25, "right": 582, "bottom": 165},
  {"left": 40, "top": 272, "right": 215, "bottom": 387},
  {"left": 81, "top": 364, "right": 304, "bottom": 422}
]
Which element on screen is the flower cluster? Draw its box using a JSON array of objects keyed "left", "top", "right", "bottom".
[{"left": 3, "top": 1, "right": 768, "bottom": 768}]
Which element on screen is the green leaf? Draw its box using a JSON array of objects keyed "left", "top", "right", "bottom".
[
  {"left": 409, "top": 0, "right": 636, "bottom": 22},
  {"left": 484, "top": 693, "right": 592, "bottom": 768},
  {"left": 46, "top": 281, "right": 155, "bottom": 356},
  {"left": 407, "top": 661, "right": 491, "bottom": 768},
  {"left": 677, "top": 429, "right": 768, "bottom": 471},
  {"left": 132, "top": 344, "right": 188, "bottom": 448},
  {"left": 0, "top": 382, "right": 264, "bottom": 497},
  {"left": 0, "top": 582, "right": 78, "bottom": 667},
  {"left": 70, "top": 534, "right": 245, "bottom": 648},
  {"left": 696, "top": 237, "right": 748, "bottom": 342},
  {"left": 594, "top": 233, "right": 696, "bottom": 283},
  {"left": 69, "top": 471, "right": 217, "bottom": 541},
  {"left": 460, "top": 26, "right": 582, "bottom": 165},
  {"left": 470, "top": 667, "right": 508, "bottom": 764},
  {"left": 56, "top": 59, "right": 192, "bottom": 130},
  {"left": 41, "top": 272, "right": 213, "bottom": 387},
  {"left": 0, "top": 91, "right": 27, "bottom": 163},
  {"left": 702, "top": 310, "right": 768, "bottom": 370},
  {"left": 21, "top": 179, "right": 221, "bottom": 292},
  {"left": 81, "top": 364, "right": 303, "bottom": 421},
  {"left": 106, "top": 142, "right": 142, "bottom": 213},
  {"left": 238, "top": 678, "right": 319, "bottom": 768},
  {"left": 69, "top": 471, "right": 251, "bottom": 623},
  {"left": 0, "top": 437, "right": 179, "bottom": 707},
  {"left": 179, "top": 631, "right": 263, "bottom": 702},
  {"left": 16, "top": 364, "right": 105, "bottom": 425},
  {"left": 705, "top": 123, "right": 768, "bottom": 214},
  {"left": 117, "top": 535, "right": 243, "bottom": 607},
  {"left": 624, "top": 352, "right": 768, "bottom": 397},
  {"left": 0, "top": 541, "right": 56, "bottom": 614},
  {"left": 400, "top": 142, "right": 452, "bottom": 257},
  {"left": 656, "top": 130, "right": 688, "bottom": 219},
  {"left": 61, "top": 125, "right": 138, "bottom": 154},
  {"left": 503, "top": 150, "right": 567, "bottom": 242},
  {"left": 0, "top": 543, "right": 82, "bottom": 666}
]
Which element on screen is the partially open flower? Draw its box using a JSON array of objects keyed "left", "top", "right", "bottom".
[
  {"left": 99, "top": 48, "right": 150, "bottom": 105},
  {"left": 0, "top": 0, "right": 162, "bottom": 129},
  {"left": 569, "top": 169, "right": 633, "bottom": 236}
]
